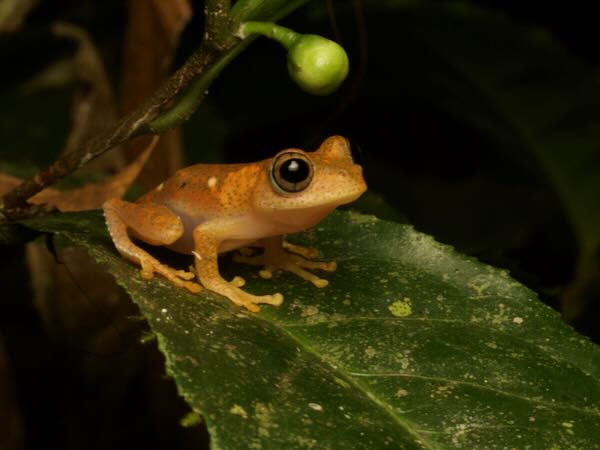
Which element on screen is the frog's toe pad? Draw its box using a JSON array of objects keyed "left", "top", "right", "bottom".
[
  {"left": 260, "top": 292, "right": 284, "bottom": 306},
  {"left": 259, "top": 266, "right": 274, "bottom": 279},
  {"left": 313, "top": 279, "right": 329, "bottom": 288},
  {"left": 140, "top": 269, "right": 154, "bottom": 280},
  {"left": 174, "top": 269, "right": 196, "bottom": 280},
  {"left": 321, "top": 261, "right": 337, "bottom": 272},
  {"left": 230, "top": 276, "right": 246, "bottom": 287},
  {"left": 236, "top": 292, "right": 283, "bottom": 312},
  {"left": 183, "top": 281, "right": 203, "bottom": 293}
]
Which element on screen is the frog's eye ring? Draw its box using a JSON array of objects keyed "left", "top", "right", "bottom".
[{"left": 271, "top": 151, "right": 314, "bottom": 193}]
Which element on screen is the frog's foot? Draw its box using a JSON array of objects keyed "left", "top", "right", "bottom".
[
  {"left": 207, "top": 280, "right": 283, "bottom": 313},
  {"left": 188, "top": 258, "right": 246, "bottom": 288},
  {"left": 138, "top": 256, "right": 202, "bottom": 293},
  {"left": 233, "top": 249, "right": 336, "bottom": 288}
]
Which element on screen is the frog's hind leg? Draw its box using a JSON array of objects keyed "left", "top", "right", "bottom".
[
  {"left": 234, "top": 236, "right": 336, "bottom": 288},
  {"left": 103, "top": 198, "right": 201, "bottom": 293}
]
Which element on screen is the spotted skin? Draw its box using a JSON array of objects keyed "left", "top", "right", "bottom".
[{"left": 103, "top": 135, "right": 367, "bottom": 311}]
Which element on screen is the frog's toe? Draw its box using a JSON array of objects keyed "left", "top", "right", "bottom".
[
  {"left": 321, "top": 261, "right": 337, "bottom": 272},
  {"left": 138, "top": 257, "right": 203, "bottom": 293},
  {"left": 241, "top": 292, "right": 283, "bottom": 310},
  {"left": 183, "top": 281, "right": 202, "bottom": 293},
  {"left": 313, "top": 278, "right": 329, "bottom": 288},
  {"left": 261, "top": 292, "right": 284, "bottom": 306},
  {"left": 283, "top": 262, "right": 330, "bottom": 288},
  {"left": 138, "top": 258, "right": 155, "bottom": 279},
  {"left": 294, "top": 258, "right": 337, "bottom": 273},
  {"left": 230, "top": 276, "right": 246, "bottom": 287},
  {"left": 283, "top": 241, "right": 320, "bottom": 259},
  {"left": 228, "top": 289, "right": 283, "bottom": 312},
  {"left": 238, "top": 302, "right": 260, "bottom": 312},
  {"left": 258, "top": 265, "right": 275, "bottom": 279},
  {"left": 140, "top": 268, "right": 154, "bottom": 280},
  {"left": 174, "top": 269, "right": 196, "bottom": 280},
  {"left": 239, "top": 292, "right": 283, "bottom": 310}
]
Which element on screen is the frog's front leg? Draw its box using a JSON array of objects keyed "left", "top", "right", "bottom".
[
  {"left": 233, "top": 236, "right": 337, "bottom": 288},
  {"left": 192, "top": 222, "right": 283, "bottom": 312},
  {"left": 103, "top": 198, "right": 202, "bottom": 293}
]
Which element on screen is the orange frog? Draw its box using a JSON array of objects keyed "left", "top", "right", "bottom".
[{"left": 103, "top": 136, "right": 366, "bottom": 311}]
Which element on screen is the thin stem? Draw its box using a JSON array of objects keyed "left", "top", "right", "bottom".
[
  {"left": 204, "top": 0, "right": 235, "bottom": 48},
  {"left": 146, "top": 40, "right": 252, "bottom": 133},
  {"left": 1, "top": 1, "right": 237, "bottom": 216},
  {"left": 239, "top": 21, "right": 300, "bottom": 49},
  {"left": 1, "top": 0, "right": 312, "bottom": 218},
  {"left": 306, "top": 0, "right": 367, "bottom": 145}
]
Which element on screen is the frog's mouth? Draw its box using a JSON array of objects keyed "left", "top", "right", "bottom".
[
  {"left": 262, "top": 204, "right": 339, "bottom": 232},
  {"left": 259, "top": 186, "right": 367, "bottom": 232}
]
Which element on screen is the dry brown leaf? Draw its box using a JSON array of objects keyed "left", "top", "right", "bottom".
[
  {"left": 120, "top": 0, "right": 193, "bottom": 188},
  {"left": 18, "top": 137, "right": 157, "bottom": 380},
  {"left": 26, "top": 244, "right": 129, "bottom": 338},
  {"left": 0, "top": 0, "right": 38, "bottom": 32},
  {"left": 0, "top": 136, "right": 158, "bottom": 213},
  {"left": 52, "top": 22, "right": 126, "bottom": 174},
  {"left": 1, "top": 137, "right": 155, "bottom": 353}
]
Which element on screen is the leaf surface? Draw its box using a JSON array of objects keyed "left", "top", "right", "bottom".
[{"left": 25, "top": 210, "right": 600, "bottom": 449}]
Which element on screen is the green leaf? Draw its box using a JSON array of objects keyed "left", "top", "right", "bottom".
[
  {"left": 231, "top": 0, "right": 311, "bottom": 22},
  {"left": 366, "top": 2, "right": 600, "bottom": 255},
  {"left": 24, "top": 210, "right": 600, "bottom": 449}
]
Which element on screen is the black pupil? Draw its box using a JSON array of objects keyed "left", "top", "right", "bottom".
[{"left": 280, "top": 158, "right": 310, "bottom": 183}]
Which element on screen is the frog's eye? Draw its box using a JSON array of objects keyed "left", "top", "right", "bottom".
[{"left": 271, "top": 151, "right": 314, "bottom": 193}]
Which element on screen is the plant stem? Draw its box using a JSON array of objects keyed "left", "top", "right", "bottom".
[
  {"left": 1, "top": 1, "right": 237, "bottom": 216},
  {"left": 1, "top": 0, "right": 312, "bottom": 218},
  {"left": 204, "top": 0, "right": 235, "bottom": 48},
  {"left": 146, "top": 41, "right": 251, "bottom": 133},
  {"left": 1, "top": 42, "right": 229, "bottom": 216},
  {"left": 239, "top": 21, "right": 300, "bottom": 49}
]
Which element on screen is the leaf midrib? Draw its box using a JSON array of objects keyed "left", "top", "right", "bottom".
[
  {"left": 79, "top": 227, "right": 599, "bottom": 424},
  {"left": 346, "top": 371, "right": 598, "bottom": 415},
  {"left": 263, "top": 316, "right": 443, "bottom": 450},
  {"left": 276, "top": 314, "right": 600, "bottom": 382}
]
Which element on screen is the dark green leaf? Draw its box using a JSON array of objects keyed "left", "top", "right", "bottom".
[
  {"left": 344, "top": 191, "right": 409, "bottom": 224},
  {"left": 366, "top": 2, "right": 600, "bottom": 255},
  {"left": 231, "top": 0, "right": 311, "bottom": 22},
  {"left": 24, "top": 210, "right": 600, "bottom": 449}
]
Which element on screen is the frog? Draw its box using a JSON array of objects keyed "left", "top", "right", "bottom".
[{"left": 103, "top": 135, "right": 367, "bottom": 312}]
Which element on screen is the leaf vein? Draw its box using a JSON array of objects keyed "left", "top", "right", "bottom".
[{"left": 347, "top": 371, "right": 599, "bottom": 415}]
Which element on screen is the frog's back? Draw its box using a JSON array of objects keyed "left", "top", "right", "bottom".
[{"left": 137, "top": 161, "right": 265, "bottom": 219}]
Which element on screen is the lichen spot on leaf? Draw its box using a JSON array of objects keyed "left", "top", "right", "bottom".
[{"left": 388, "top": 298, "right": 412, "bottom": 317}]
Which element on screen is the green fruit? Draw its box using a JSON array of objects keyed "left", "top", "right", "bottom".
[{"left": 286, "top": 34, "right": 349, "bottom": 96}]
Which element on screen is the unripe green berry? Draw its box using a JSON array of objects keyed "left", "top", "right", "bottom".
[{"left": 286, "top": 34, "right": 349, "bottom": 96}]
